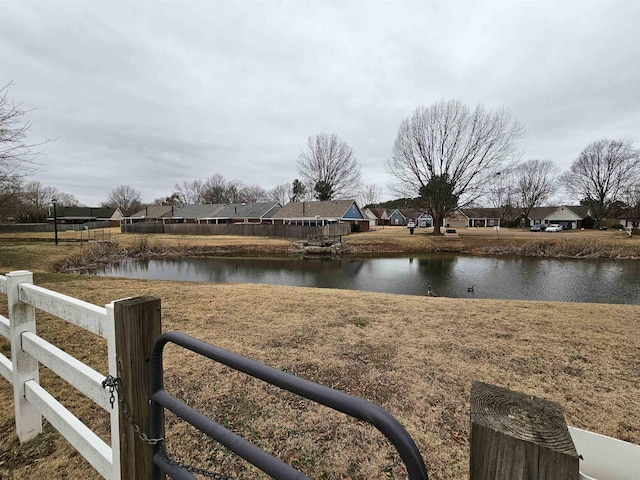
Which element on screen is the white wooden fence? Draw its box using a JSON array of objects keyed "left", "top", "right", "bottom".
[{"left": 0, "top": 270, "right": 120, "bottom": 479}]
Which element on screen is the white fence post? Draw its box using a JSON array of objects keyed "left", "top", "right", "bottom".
[
  {"left": 106, "top": 302, "right": 121, "bottom": 480},
  {"left": 6, "top": 270, "right": 42, "bottom": 443}
]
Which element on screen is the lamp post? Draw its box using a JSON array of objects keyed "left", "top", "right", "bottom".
[{"left": 52, "top": 198, "right": 58, "bottom": 246}]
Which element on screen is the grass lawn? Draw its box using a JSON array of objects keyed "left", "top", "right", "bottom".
[{"left": 0, "top": 229, "right": 638, "bottom": 479}]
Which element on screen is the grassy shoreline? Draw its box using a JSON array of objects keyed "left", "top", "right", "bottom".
[
  {"left": 0, "top": 230, "right": 639, "bottom": 479},
  {"left": 2, "top": 226, "right": 639, "bottom": 274}
]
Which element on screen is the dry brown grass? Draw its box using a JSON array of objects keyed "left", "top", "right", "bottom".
[
  {"left": 1, "top": 274, "right": 638, "bottom": 479},
  {"left": 345, "top": 227, "right": 640, "bottom": 258}
]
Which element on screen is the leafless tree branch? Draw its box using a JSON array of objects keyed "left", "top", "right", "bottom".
[
  {"left": 296, "top": 133, "right": 362, "bottom": 200},
  {"left": 561, "top": 139, "right": 639, "bottom": 223},
  {"left": 0, "top": 82, "right": 47, "bottom": 208},
  {"left": 386, "top": 99, "right": 524, "bottom": 233},
  {"left": 514, "top": 159, "right": 559, "bottom": 226}
]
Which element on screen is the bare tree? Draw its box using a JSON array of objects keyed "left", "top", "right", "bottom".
[
  {"left": 153, "top": 193, "right": 181, "bottom": 206},
  {"left": 21, "top": 180, "right": 56, "bottom": 215},
  {"left": 514, "top": 160, "right": 559, "bottom": 226},
  {"left": 268, "top": 183, "right": 291, "bottom": 205},
  {"left": 0, "top": 83, "right": 44, "bottom": 212},
  {"left": 485, "top": 168, "right": 514, "bottom": 209},
  {"left": 16, "top": 180, "right": 78, "bottom": 222},
  {"left": 102, "top": 185, "right": 142, "bottom": 216},
  {"left": 296, "top": 133, "right": 362, "bottom": 201},
  {"left": 484, "top": 168, "right": 519, "bottom": 225},
  {"left": 562, "top": 139, "right": 639, "bottom": 225},
  {"left": 200, "top": 174, "right": 227, "bottom": 204},
  {"left": 239, "top": 184, "right": 269, "bottom": 203},
  {"left": 54, "top": 191, "right": 80, "bottom": 206},
  {"left": 358, "top": 183, "right": 382, "bottom": 207},
  {"left": 386, "top": 99, "right": 524, "bottom": 234},
  {"left": 621, "top": 184, "right": 640, "bottom": 233},
  {"left": 199, "top": 174, "right": 263, "bottom": 204},
  {"left": 173, "top": 180, "right": 203, "bottom": 205},
  {"left": 225, "top": 179, "right": 245, "bottom": 203}
]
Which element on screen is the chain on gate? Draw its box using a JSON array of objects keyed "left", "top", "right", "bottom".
[{"left": 102, "top": 375, "right": 233, "bottom": 480}]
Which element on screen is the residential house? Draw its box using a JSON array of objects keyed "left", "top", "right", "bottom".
[
  {"left": 443, "top": 210, "right": 469, "bottom": 229},
  {"left": 443, "top": 205, "right": 593, "bottom": 229},
  {"left": 444, "top": 208, "right": 502, "bottom": 228},
  {"left": 417, "top": 212, "right": 433, "bottom": 228},
  {"left": 123, "top": 205, "right": 175, "bottom": 224},
  {"left": 47, "top": 206, "right": 124, "bottom": 226},
  {"left": 461, "top": 208, "right": 503, "bottom": 227},
  {"left": 170, "top": 204, "right": 226, "bottom": 223},
  {"left": 272, "top": 199, "right": 369, "bottom": 232},
  {"left": 362, "top": 207, "right": 389, "bottom": 227},
  {"left": 387, "top": 209, "right": 406, "bottom": 226},
  {"left": 543, "top": 205, "right": 592, "bottom": 230},
  {"left": 213, "top": 202, "right": 282, "bottom": 224},
  {"left": 526, "top": 207, "right": 558, "bottom": 227},
  {"left": 388, "top": 208, "right": 433, "bottom": 227}
]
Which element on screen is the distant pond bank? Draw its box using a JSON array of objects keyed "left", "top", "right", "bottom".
[{"left": 94, "top": 254, "right": 640, "bottom": 305}]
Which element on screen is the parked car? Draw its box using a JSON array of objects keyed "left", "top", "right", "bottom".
[
  {"left": 545, "top": 224, "right": 563, "bottom": 232},
  {"left": 530, "top": 225, "right": 543, "bottom": 232}
]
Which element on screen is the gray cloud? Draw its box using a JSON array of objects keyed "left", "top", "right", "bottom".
[{"left": 1, "top": 1, "right": 639, "bottom": 205}]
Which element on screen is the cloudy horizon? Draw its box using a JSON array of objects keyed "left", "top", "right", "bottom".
[{"left": 2, "top": 1, "right": 639, "bottom": 206}]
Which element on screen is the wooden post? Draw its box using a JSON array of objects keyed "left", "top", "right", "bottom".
[
  {"left": 470, "top": 381, "right": 579, "bottom": 480},
  {"left": 6, "top": 270, "right": 42, "bottom": 443},
  {"left": 114, "top": 296, "right": 162, "bottom": 480}
]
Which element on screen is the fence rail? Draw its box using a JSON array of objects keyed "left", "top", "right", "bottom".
[
  {"left": 0, "top": 271, "right": 119, "bottom": 479},
  {"left": 17, "top": 283, "right": 108, "bottom": 337},
  {"left": 24, "top": 379, "right": 113, "bottom": 478},
  {"left": 21, "top": 331, "right": 111, "bottom": 411}
]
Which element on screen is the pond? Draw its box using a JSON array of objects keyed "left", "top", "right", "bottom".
[{"left": 94, "top": 254, "right": 640, "bottom": 305}]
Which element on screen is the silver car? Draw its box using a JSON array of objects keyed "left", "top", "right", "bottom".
[{"left": 545, "top": 224, "right": 563, "bottom": 232}]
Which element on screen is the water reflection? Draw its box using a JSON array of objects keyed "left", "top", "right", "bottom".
[{"left": 94, "top": 255, "right": 640, "bottom": 305}]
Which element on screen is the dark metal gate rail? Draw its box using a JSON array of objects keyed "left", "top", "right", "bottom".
[{"left": 150, "top": 331, "right": 428, "bottom": 480}]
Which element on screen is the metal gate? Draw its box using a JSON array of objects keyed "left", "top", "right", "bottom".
[{"left": 149, "top": 331, "right": 428, "bottom": 479}]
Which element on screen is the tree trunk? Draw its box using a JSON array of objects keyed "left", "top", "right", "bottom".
[{"left": 432, "top": 214, "right": 443, "bottom": 235}]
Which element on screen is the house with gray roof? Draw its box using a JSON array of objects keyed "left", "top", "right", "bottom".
[
  {"left": 388, "top": 208, "right": 426, "bottom": 226},
  {"left": 272, "top": 199, "right": 369, "bottom": 232},
  {"left": 171, "top": 204, "right": 226, "bottom": 223},
  {"left": 526, "top": 207, "right": 558, "bottom": 227},
  {"left": 444, "top": 208, "right": 503, "bottom": 228},
  {"left": 443, "top": 205, "right": 593, "bottom": 229},
  {"left": 417, "top": 212, "right": 433, "bottom": 228},
  {"left": 543, "top": 205, "right": 592, "bottom": 229},
  {"left": 213, "top": 202, "right": 282, "bottom": 223},
  {"left": 46, "top": 206, "right": 124, "bottom": 226},
  {"left": 124, "top": 205, "right": 175, "bottom": 224},
  {"left": 362, "top": 207, "right": 389, "bottom": 227},
  {"left": 461, "top": 208, "right": 503, "bottom": 227}
]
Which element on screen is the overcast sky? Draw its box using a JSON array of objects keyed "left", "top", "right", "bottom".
[{"left": 1, "top": 1, "right": 639, "bottom": 206}]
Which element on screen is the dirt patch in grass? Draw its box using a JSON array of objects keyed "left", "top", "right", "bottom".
[{"left": 0, "top": 275, "right": 638, "bottom": 479}]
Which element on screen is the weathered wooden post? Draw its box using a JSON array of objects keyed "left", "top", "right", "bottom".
[
  {"left": 114, "top": 296, "right": 162, "bottom": 479},
  {"left": 470, "top": 381, "right": 579, "bottom": 480},
  {"left": 7, "top": 270, "right": 42, "bottom": 443}
]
